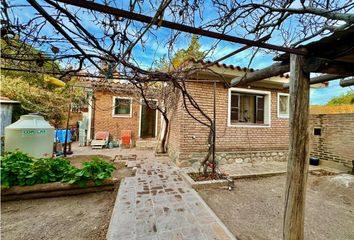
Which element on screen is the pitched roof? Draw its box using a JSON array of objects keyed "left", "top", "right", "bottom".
[{"left": 182, "top": 59, "right": 290, "bottom": 79}]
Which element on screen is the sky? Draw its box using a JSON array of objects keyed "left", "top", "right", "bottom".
[
  {"left": 310, "top": 80, "right": 351, "bottom": 105},
  {"left": 8, "top": 0, "right": 353, "bottom": 105}
]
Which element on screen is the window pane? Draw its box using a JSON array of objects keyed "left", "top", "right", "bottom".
[
  {"left": 240, "top": 95, "right": 255, "bottom": 123},
  {"left": 231, "top": 93, "right": 239, "bottom": 107},
  {"left": 239, "top": 95, "right": 246, "bottom": 122},
  {"left": 256, "top": 96, "right": 264, "bottom": 123},
  {"left": 231, "top": 109, "right": 238, "bottom": 123},
  {"left": 231, "top": 94, "right": 239, "bottom": 123},
  {"left": 114, "top": 98, "right": 131, "bottom": 115},
  {"left": 279, "top": 95, "right": 289, "bottom": 115}
]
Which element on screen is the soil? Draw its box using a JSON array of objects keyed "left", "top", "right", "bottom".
[
  {"left": 309, "top": 169, "right": 337, "bottom": 176},
  {"left": 198, "top": 174, "right": 354, "bottom": 240},
  {"left": 1, "top": 155, "right": 133, "bottom": 240},
  {"left": 188, "top": 172, "right": 228, "bottom": 181}
]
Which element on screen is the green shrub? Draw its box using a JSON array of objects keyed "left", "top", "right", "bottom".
[
  {"left": 27, "top": 158, "right": 74, "bottom": 185},
  {"left": 64, "top": 157, "right": 116, "bottom": 187},
  {"left": 1, "top": 152, "right": 116, "bottom": 188},
  {"left": 0, "top": 152, "right": 34, "bottom": 187}
]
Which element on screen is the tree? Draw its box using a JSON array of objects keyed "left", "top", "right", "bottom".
[
  {"left": 171, "top": 35, "right": 205, "bottom": 68},
  {"left": 326, "top": 91, "right": 354, "bottom": 105},
  {"left": 1, "top": 38, "right": 85, "bottom": 127},
  {"left": 133, "top": 35, "right": 208, "bottom": 154}
]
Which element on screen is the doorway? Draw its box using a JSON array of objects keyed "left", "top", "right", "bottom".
[{"left": 139, "top": 100, "right": 157, "bottom": 138}]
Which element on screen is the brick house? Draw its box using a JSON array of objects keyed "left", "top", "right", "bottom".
[
  {"left": 88, "top": 81, "right": 162, "bottom": 149},
  {"left": 167, "top": 60, "right": 306, "bottom": 167},
  {"left": 85, "top": 61, "right": 330, "bottom": 167}
]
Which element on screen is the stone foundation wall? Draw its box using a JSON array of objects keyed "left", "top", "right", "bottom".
[
  {"left": 216, "top": 150, "right": 288, "bottom": 164},
  {"left": 175, "top": 150, "right": 288, "bottom": 167}
]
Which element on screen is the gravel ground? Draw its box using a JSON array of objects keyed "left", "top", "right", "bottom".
[
  {"left": 1, "top": 155, "right": 133, "bottom": 240},
  {"left": 198, "top": 174, "right": 354, "bottom": 240}
]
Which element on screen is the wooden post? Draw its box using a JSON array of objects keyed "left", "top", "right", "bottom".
[{"left": 283, "top": 53, "right": 310, "bottom": 240}]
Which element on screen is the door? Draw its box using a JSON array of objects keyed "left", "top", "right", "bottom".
[{"left": 140, "top": 100, "right": 157, "bottom": 138}]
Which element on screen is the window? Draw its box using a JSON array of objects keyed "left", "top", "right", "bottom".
[
  {"left": 278, "top": 93, "right": 289, "bottom": 118},
  {"left": 228, "top": 88, "right": 271, "bottom": 127},
  {"left": 112, "top": 97, "right": 132, "bottom": 117}
]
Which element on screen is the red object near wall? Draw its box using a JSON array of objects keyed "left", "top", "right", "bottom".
[{"left": 121, "top": 130, "right": 132, "bottom": 148}]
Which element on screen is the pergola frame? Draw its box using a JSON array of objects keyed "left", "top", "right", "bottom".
[
  {"left": 6, "top": 1, "right": 354, "bottom": 239},
  {"left": 229, "top": 27, "right": 354, "bottom": 240}
]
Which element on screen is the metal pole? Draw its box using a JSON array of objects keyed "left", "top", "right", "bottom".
[{"left": 63, "top": 101, "right": 71, "bottom": 157}]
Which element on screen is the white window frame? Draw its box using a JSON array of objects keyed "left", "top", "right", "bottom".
[
  {"left": 228, "top": 87, "right": 271, "bottom": 128},
  {"left": 112, "top": 96, "right": 132, "bottom": 118},
  {"left": 138, "top": 99, "right": 158, "bottom": 138},
  {"left": 277, "top": 93, "right": 290, "bottom": 118}
]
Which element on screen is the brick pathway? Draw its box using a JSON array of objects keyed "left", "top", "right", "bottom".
[{"left": 107, "top": 157, "right": 236, "bottom": 240}]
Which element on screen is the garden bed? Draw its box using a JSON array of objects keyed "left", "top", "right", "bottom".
[
  {"left": 309, "top": 169, "right": 337, "bottom": 176},
  {"left": 1, "top": 155, "right": 132, "bottom": 201},
  {"left": 188, "top": 172, "right": 228, "bottom": 181},
  {"left": 183, "top": 167, "right": 339, "bottom": 190},
  {"left": 180, "top": 171, "right": 229, "bottom": 190},
  {"left": 1, "top": 178, "right": 118, "bottom": 202},
  {"left": 1, "top": 154, "right": 134, "bottom": 240}
]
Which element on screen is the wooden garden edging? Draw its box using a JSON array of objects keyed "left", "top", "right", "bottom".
[{"left": 1, "top": 178, "right": 119, "bottom": 202}]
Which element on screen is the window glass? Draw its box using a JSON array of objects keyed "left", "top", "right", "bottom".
[
  {"left": 230, "top": 93, "right": 239, "bottom": 123},
  {"left": 256, "top": 96, "right": 264, "bottom": 123},
  {"left": 279, "top": 95, "right": 289, "bottom": 116},
  {"left": 114, "top": 98, "right": 131, "bottom": 115},
  {"left": 230, "top": 91, "right": 265, "bottom": 124}
]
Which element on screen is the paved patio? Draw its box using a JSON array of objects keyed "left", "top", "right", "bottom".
[
  {"left": 106, "top": 156, "right": 236, "bottom": 240},
  {"left": 69, "top": 144, "right": 341, "bottom": 240}
]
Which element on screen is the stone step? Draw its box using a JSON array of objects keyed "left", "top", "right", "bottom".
[
  {"left": 135, "top": 140, "right": 158, "bottom": 150},
  {"left": 126, "top": 161, "right": 137, "bottom": 168}
]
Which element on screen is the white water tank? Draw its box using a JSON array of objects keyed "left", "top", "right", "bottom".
[{"left": 5, "top": 114, "right": 54, "bottom": 158}]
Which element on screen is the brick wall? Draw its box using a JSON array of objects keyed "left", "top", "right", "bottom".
[
  {"left": 93, "top": 90, "right": 161, "bottom": 142},
  {"left": 59, "top": 112, "right": 82, "bottom": 129},
  {"left": 310, "top": 113, "right": 354, "bottom": 165},
  {"left": 167, "top": 81, "right": 290, "bottom": 165}
]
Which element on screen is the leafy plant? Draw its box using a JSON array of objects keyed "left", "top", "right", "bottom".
[
  {"left": 0, "top": 152, "right": 34, "bottom": 187},
  {"left": 65, "top": 157, "right": 116, "bottom": 187},
  {"left": 1, "top": 152, "right": 116, "bottom": 188},
  {"left": 26, "top": 158, "right": 74, "bottom": 185},
  {"left": 47, "top": 157, "right": 74, "bottom": 180}
]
